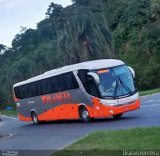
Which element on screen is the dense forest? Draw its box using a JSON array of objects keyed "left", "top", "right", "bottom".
[{"left": 0, "top": 0, "right": 160, "bottom": 109}]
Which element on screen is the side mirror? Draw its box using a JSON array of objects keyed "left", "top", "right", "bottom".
[
  {"left": 87, "top": 72, "right": 100, "bottom": 84},
  {"left": 128, "top": 66, "right": 135, "bottom": 78}
]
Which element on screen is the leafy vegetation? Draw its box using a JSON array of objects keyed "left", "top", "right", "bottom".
[
  {"left": 139, "top": 88, "right": 160, "bottom": 96},
  {"left": 106, "top": 0, "right": 160, "bottom": 90},
  {"left": 0, "top": 110, "right": 17, "bottom": 117},
  {"left": 0, "top": 0, "right": 160, "bottom": 109}
]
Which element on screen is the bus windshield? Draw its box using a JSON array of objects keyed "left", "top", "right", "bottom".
[{"left": 96, "top": 65, "right": 137, "bottom": 99}]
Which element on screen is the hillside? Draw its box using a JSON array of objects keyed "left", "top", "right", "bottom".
[{"left": 0, "top": 0, "right": 160, "bottom": 108}]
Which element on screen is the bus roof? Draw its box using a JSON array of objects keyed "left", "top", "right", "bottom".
[{"left": 13, "top": 59, "right": 124, "bottom": 87}]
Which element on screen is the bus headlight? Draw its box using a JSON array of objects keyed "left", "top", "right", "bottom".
[
  {"left": 108, "top": 103, "right": 115, "bottom": 107},
  {"left": 100, "top": 99, "right": 116, "bottom": 106}
]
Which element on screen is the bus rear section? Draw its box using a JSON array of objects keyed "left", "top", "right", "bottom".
[{"left": 13, "top": 59, "right": 140, "bottom": 123}]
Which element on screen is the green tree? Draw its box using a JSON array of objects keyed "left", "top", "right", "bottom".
[
  {"left": 46, "top": 3, "right": 63, "bottom": 18},
  {"left": 0, "top": 0, "right": 160, "bottom": 108}
]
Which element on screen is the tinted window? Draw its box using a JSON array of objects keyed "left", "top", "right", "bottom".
[
  {"left": 58, "top": 75, "right": 65, "bottom": 91},
  {"left": 63, "top": 72, "right": 79, "bottom": 90},
  {"left": 14, "top": 86, "right": 21, "bottom": 99},
  {"left": 14, "top": 72, "right": 79, "bottom": 99},
  {"left": 78, "top": 70, "right": 89, "bottom": 90},
  {"left": 87, "top": 75, "right": 99, "bottom": 97},
  {"left": 41, "top": 79, "right": 47, "bottom": 95},
  {"left": 78, "top": 69, "right": 100, "bottom": 97}
]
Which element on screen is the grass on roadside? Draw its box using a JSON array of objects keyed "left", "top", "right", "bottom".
[
  {"left": 0, "top": 109, "right": 17, "bottom": 117},
  {"left": 139, "top": 88, "right": 160, "bottom": 96},
  {"left": 54, "top": 127, "right": 160, "bottom": 156}
]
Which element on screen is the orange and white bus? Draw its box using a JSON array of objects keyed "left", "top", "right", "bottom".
[{"left": 13, "top": 59, "right": 140, "bottom": 124}]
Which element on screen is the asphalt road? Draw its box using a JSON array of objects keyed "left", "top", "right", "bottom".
[{"left": 0, "top": 93, "right": 160, "bottom": 155}]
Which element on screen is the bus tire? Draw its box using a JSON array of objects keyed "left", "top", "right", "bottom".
[
  {"left": 31, "top": 112, "right": 39, "bottom": 124},
  {"left": 113, "top": 113, "right": 123, "bottom": 119},
  {"left": 79, "top": 107, "right": 91, "bottom": 122}
]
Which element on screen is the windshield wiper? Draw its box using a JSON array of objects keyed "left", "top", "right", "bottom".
[
  {"left": 111, "top": 70, "right": 124, "bottom": 98},
  {"left": 113, "top": 79, "right": 123, "bottom": 98},
  {"left": 117, "top": 75, "right": 132, "bottom": 95}
]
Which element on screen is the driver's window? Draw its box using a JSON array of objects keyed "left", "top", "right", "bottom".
[
  {"left": 78, "top": 70, "right": 100, "bottom": 97},
  {"left": 87, "top": 75, "right": 99, "bottom": 97}
]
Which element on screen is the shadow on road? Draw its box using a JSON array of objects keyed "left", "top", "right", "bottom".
[{"left": 21, "top": 115, "right": 140, "bottom": 128}]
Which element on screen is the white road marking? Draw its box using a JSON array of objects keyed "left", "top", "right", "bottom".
[
  {"left": 0, "top": 133, "right": 15, "bottom": 140},
  {"left": 9, "top": 133, "right": 15, "bottom": 137},
  {"left": 141, "top": 104, "right": 160, "bottom": 108},
  {"left": 144, "top": 100, "right": 155, "bottom": 104},
  {"left": 0, "top": 115, "right": 18, "bottom": 120}
]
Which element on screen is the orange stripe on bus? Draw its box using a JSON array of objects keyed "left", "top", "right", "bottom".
[
  {"left": 17, "top": 99, "right": 140, "bottom": 122},
  {"left": 97, "top": 69, "right": 110, "bottom": 74},
  {"left": 38, "top": 104, "right": 80, "bottom": 121},
  {"left": 18, "top": 114, "right": 32, "bottom": 121}
]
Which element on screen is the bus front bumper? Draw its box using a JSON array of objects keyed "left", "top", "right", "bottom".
[
  {"left": 89, "top": 98, "right": 141, "bottom": 118},
  {"left": 106, "top": 99, "right": 141, "bottom": 116}
]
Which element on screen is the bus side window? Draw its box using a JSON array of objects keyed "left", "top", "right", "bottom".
[
  {"left": 27, "top": 83, "right": 31, "bottom": 98},
  {"left": 78, "top": 70, "right": 89, "bottom": 90},
  {"left": 22, "top": 85, "right": 27, "bottom": 99},
  {"left": 25, "top": 84, "right": 30, "bottom": 98},
  {"left": 14, "top": 86, "right": 21, "bottom": 99},
  {"left": 58, "top": 75, "right": 64, "bottom": 92},
  {"left": 46, "top": 77, "right": 52, "bottom": 94},
  {"left": 70, "top": 72, "right": 79, "bottom": 89},
  {"left": 30, "top": 82, "right": 37, "bottom": 97},
  {"left": 14, "top": 72, "right": 79, "bottom": 99},
  {"left": 78, "top": 70, "right": 100, "bottom": 97},
  {"left": 50, "top": 76, "right": 58, "bottom": 93},
  {"left": 14, "top": 85, "right": 26, "bottom": 99},
  {"left": 64, "top": 72, "right": 79, "bottom": 90},
  {"left": 87, "top": 75, "right": 99, "bottom": 97},
  {"left": 41, "top": 79, "right": 47, "bottom": 95},
  {"left": 36, "top": 81, "right": 41, "bottom": 96}
]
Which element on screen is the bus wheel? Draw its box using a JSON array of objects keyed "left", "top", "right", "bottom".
[
  {"left": 113, "top": 113, "right": 123, "bottom": 119},
  {"left": 79, "top": 107, "right": 91, "bottom": 122},
  {"left": 31, "top": 112, "right": 39, "bottom": 124}
]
